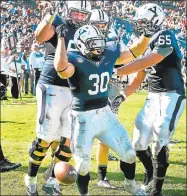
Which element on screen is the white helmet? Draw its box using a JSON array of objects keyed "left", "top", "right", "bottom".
[
  {"left": 134, "top": 3, "right": 165, "bottom": 36},
  {"left": 66, "top": 0, "right": 92, "bottom": 27},
  {"left": 74, "top": 25, "right": 106, "bottom": 60},
  {"left": 89, "top": 9, "right": 110, "bottom": 35}
]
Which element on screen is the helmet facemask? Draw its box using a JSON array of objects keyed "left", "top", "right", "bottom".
[
  {"left": 134, "top": 17, "right": 163, "bottom": 37},
  {"left": 76, "top": 35, "right": 106, "bottom": 61},
  {"left": 85, "top": 36, "right": 106, "bottom": 60},
  {"left": 89, "top": 21, "right": 109, "bottom": 36}
]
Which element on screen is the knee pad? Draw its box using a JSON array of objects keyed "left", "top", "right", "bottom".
[
  {"left": 76, "top": 157, "right": 90, "bottom": 176},
  {"left": 122, "top": 148, "right": 136, "bottom": 164},
  {"left": 132, "top": 127, "right": 150, "bottom": 151},
  {"left": 133, "top": 141, "right": 149, "bottom": 151},
  {"left": 29, "top": 138, "right": 51, "bottom": 165},
  {"left": 54, "top": 137, "right": 72, "bottom": 163}
]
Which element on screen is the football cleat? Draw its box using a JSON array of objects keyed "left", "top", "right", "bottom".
[
  {"left": 0, "top": 158, "right": 21, "bottom": 172},
  {"left": 124, "top": 178, "right": 147, "bottom": 196},
  {"left": 42, "top": 177, "right": 62, "bottom": 196},
  {"left": 98, "top": 177, "right": 115, "bottom": 189},
  {"left": 141, "top": 172, "right": 153, "bottom": 192},
  {"left": 24, "top": 174, "right": 38, "bottom": 196}
]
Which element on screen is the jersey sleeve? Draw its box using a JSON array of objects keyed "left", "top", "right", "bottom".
[{"left": 151, "top": 30, "right": 173, "bottom": 58}]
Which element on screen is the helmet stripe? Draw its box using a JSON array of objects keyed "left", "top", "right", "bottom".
[
  {"left": 101, "top": 10, "right": 104, "bottom": 20},
  {"left": 98, "top": 9, "right": 101, "bottom": 20},
  {"left": 92, "top": 25, "right": 100, "bottom": 35}
]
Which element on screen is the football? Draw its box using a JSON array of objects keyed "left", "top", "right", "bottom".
[{"left": 54, "top": 161, "right": 77, "bottom": 184}]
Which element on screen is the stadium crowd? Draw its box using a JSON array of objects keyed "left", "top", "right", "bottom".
[{"left": 1, "top": 0, "right": 186, "bottom": 100}]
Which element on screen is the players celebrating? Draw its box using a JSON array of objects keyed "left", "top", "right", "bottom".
[{"left": 112, "top": 3, "right": 185, "bottom": 196}]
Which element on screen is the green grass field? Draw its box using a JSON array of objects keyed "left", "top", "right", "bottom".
[{"left": 1, "top": 92, "right": 186, "bottom": 196}]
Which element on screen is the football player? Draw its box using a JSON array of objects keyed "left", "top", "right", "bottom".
[
  {"left": 24, "top": 1, "right": 91, "bottom": 195},
  {"left": 54, "top": 24, "right": 151, "bottom": 195},
  {"left": 89, "top": 8, "right": 115, "bottom": 189},
  {"left": 112, "top": 3, "right": 186, "bottom": 196}
]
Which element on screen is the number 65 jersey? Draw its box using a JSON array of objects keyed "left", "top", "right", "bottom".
[
  {"left": 67, "top": 43, "right": 121, "bottom": 111},
  {"left": 145, "top": 29, "right": 185, "bottom": 96}
]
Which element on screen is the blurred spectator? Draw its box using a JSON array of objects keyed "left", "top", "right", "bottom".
[
  {"left": 22, "top": 51, "right": 33, "bottom": 95},
  {"left": 7, "top": 50, "right": 26, "bottom": 99},
  {"left": 0, "top": 46, "right": 10, "bottom": 100},
  {"left": 29, "top": 43, "right": 45, "bottom": 95},
  {"left": 17, "top": 42, "right": 25, "bottom": 93}
]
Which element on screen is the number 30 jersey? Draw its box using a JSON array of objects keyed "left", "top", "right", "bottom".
[
  {"left": 145, "top": 29, "right": 185, "bottom": 96},
  {"left": 67, "top": 43, "right": 121, "bottom": 111}
]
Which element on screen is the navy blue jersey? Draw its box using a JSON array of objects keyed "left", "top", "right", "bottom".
[
  {"left": 67, "top": 43, "right": 121, "bottom": 111},
  {"left": 145, "top": 29, "right": 185, "bottom": 96},
  {"left": 38, "top": 20, "right": 77, "bottom": 87}
]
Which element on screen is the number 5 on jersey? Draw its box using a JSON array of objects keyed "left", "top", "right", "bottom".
[{"left": 88, "top": 72, "right": 110, "bottom": 95}]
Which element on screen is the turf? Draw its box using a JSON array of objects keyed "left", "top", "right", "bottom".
[{"left": 1, "top": 92, "right": 186, "bottom": 195}]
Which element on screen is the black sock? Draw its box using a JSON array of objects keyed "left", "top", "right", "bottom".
[
  {"left": 51, "top": 168, "right": 55, "bottom": 178},
  {"left": 152, "top": 160, "right": 169, "bottom": 193},
  {"left": 152, "top": 146, "right": 169, "bottom": 193},
  {"left": 120, "top": 160, "right": 135, "bottom": 180},
  {"left": 98, "top": 166, "right": 107, "bottom": 180},
  {"left": 0, "top": 144, "right": 5, "bottom": 161},
  {"left": 76, "top": 173, "right": 90, "bottom": 194},
  {"left": 27, "top": 161, "right": 40, "bottom": 177},
  {"left": 136, "top": 147, "right": 153, "bottom": 176}
]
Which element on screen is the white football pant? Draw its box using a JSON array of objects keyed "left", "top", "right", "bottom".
[
  {"left": 36, "top": 84, "right": 72, "bottom": 143},
  {"left": 69, "top": 105, "right": 136, "bottom": 176},
  {"left": 132, "top": 92, "right": 185, "bottom": 156}
]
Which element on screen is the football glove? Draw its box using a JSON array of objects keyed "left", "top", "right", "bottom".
[
  {"left": 143, "top": 28, "right": 155, "bottom": 38},
  {"left": 110, "top": 92, "right": 126, "bottom": 114},
  {"left": 55, "top": 24, "right": 68, "bottom": 38}
]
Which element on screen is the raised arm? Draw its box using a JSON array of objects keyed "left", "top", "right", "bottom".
[
  {"left": 54, "top": 25, "right": 75, "bottom": 79},
  {"left": 35, "top": 13, "right": 64, "bottom": 43}
]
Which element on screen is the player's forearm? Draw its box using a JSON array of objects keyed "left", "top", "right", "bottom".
[
  {"left": 124, "top": 71, "right": 146, "bottom": 97},
  {"left": 54, "top": 37, "right": 68, "bottom": 72},
  {"left": 117, "top": 53, "right": 164, "bottom": 76},
  {"left": 115, "top": 50, "right": 134, "bottom": 65}
]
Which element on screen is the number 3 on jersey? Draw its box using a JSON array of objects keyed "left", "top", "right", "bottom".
[{"left": 88, "top": 72, "right": 110, "bottom": 95}]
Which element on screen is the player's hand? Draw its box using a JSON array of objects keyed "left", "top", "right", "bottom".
[
  {"left": 45, "top": 13, "right": 64, "bottom": 27},
  {"left": 55, "top": 24, "right": 68, "bottom": 38},
  {"left": 143, "top": 28, "right": 154, "bottom": 38},
  {"left": 110, "top": 93, "right": 126, "bottom": 114}
]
